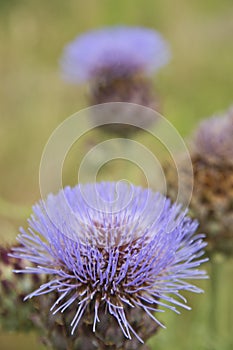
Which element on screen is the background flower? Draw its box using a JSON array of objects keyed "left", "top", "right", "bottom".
[
  {"left": 165, "top": 107, "right": 233, "bottom": 256},
  {"left": 192, "top": 107, "right": 233, "bottom": 166},
  {"left": 60, "top": 26, "right": 170, "bottom": 83},
  {"left": 60, "top": 26, "right": 170, "bottom": 129}
]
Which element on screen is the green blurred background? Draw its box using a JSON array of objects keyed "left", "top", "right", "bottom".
[{"left": 0, "top": 0, "right": 233, "bottom": 349}]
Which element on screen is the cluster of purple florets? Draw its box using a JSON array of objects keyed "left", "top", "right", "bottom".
[
  {"left": 60, "top": 26, "right": 171, "bottom": 83},
  {"left": 13, "top": 182, "right": 207, "bottom": 341}
]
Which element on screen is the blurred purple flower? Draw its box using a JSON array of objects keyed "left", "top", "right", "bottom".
[
  {"left": 192, "top": 106, "right": 233, "bottom": 165},
  {"left": 60, "top": 26, "right": 171, "bottom": 83},
  {"left": 12, "top": 182, "right": 207, "bottom": 343}
]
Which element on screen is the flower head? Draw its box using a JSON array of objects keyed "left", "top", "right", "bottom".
[
  {"left": 192, "top": 107, "right": 233, "bottom": 166},
  {"left": 166, "top": 107, "right": 233, "bottom": 256},
  {"left": 60, "top": 27, "right": 169, "bottom": 136},
  {"left": 60, "top": 26, "right": 170, "bottom": 83},
  {"left": 191, "top": 109, "right": 233, "bottom": 256},
  {"left": 13, "top": 182, "right": 207, "bottom": 343}
]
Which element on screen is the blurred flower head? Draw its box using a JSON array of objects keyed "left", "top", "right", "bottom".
[
  {"left": 165, "top": 107, "right": 233, "bottom": 256},
  {"left": 192, "top": 107, "right": 233, "bottom": 166},
  {"left": 13, "top": 182, "right": 207, "bottom": 343},
  {"left": 60, "top": 26, "right": 171, "bottom": 83}
]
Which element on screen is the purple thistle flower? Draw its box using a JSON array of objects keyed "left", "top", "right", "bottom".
[
  {"left": 60, "top": 26, "right": 171, "bottom": 83},
  {"left": 12, "top": 182, "right": 207, "bottom": 343},
  {"left": 192, "top": 106, "right": 233, "bottom": 165}
]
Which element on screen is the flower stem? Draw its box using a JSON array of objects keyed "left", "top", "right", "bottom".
[{"left": 209, "top": 255, "right": 220, "bottom": 348}]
